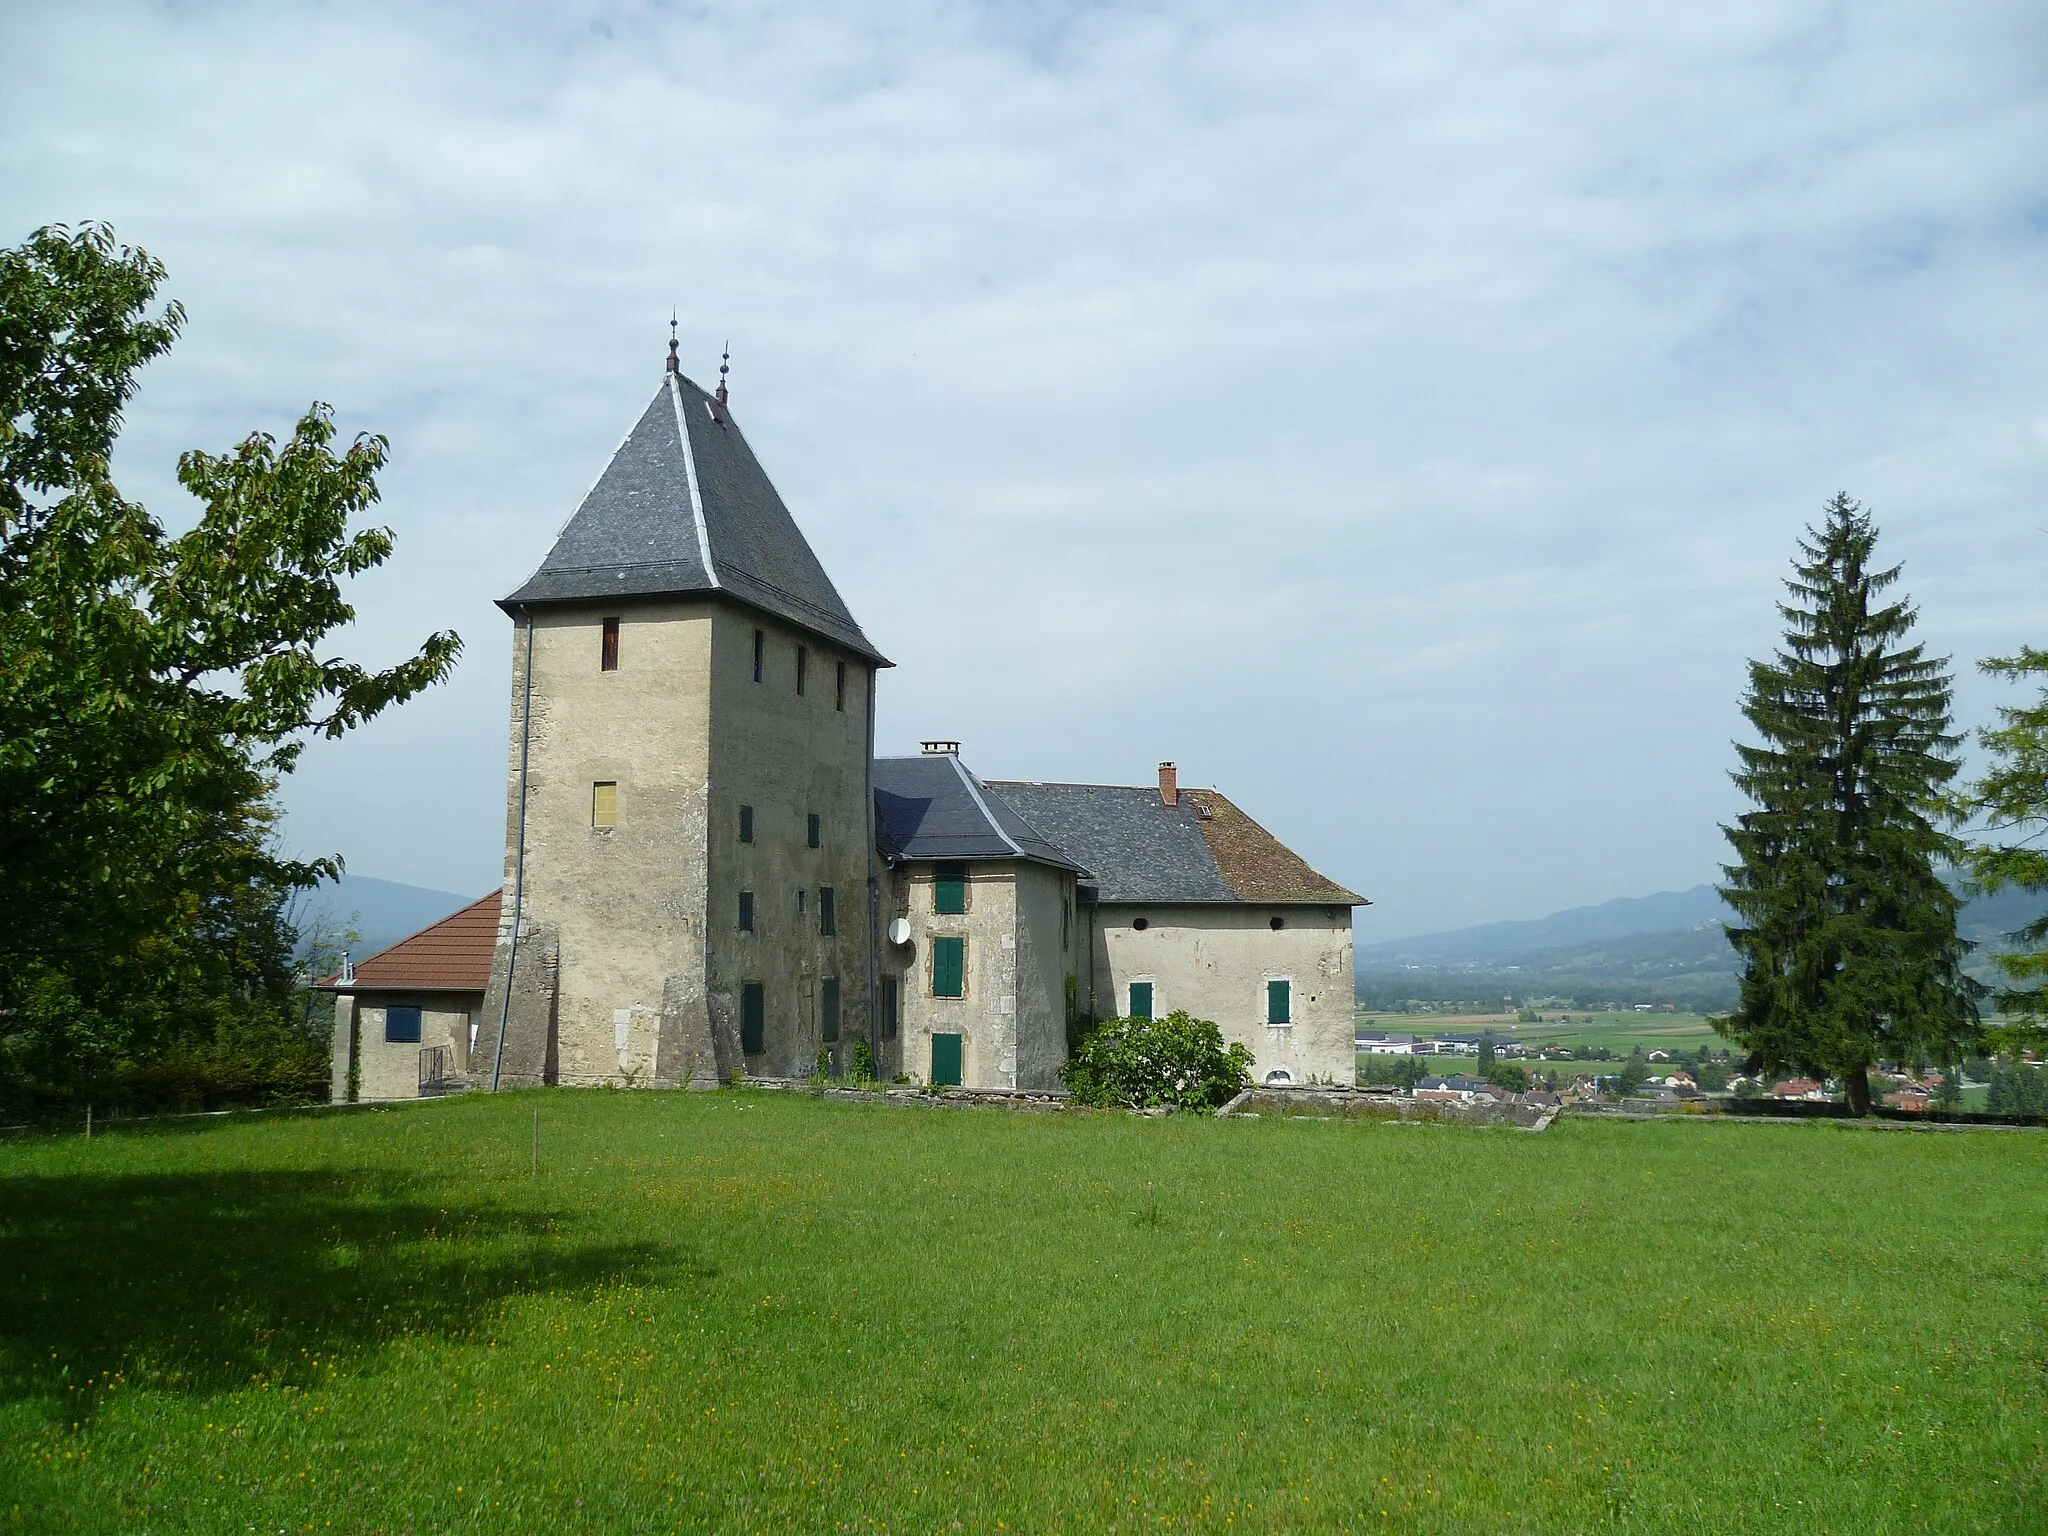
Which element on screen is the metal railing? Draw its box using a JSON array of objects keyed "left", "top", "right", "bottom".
[{"left": 419, "top": 1045, "right": 452, "bottom": 1095}]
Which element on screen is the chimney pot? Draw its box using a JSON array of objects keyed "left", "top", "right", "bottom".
[{"left": 1158, "top": 761, "right": 1178, "bottom": 807}]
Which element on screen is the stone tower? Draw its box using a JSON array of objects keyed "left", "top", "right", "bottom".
[{"left": 472, "top": 349, "right": 889, "bottom": 1088}]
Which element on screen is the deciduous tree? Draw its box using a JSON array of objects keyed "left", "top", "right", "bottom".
[{"left": 0, "top": 223, "right": 458, "bottom": 1113}]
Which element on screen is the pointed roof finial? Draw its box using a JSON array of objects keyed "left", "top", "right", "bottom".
[
  {"left": 715, "top": 340, "right": 730, "bottom": 409},
  {"left": 666, "top": 311, "right": 679, "bottom": 376}
]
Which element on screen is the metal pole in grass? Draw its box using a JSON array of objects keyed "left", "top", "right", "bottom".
[
  {"left": 532, "top": 1106, "right": 539, "bottom": 1173},
  {"left": 85, "top": 1103, "right": 91, "bottom": 1141}
]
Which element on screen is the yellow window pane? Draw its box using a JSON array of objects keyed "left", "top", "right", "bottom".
[{"left": 592, "top": 781, "right": 617, "bottom": 828}]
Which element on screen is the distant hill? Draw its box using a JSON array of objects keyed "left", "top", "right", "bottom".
[
  {"left": 294, "top": 874, "right": 482, "bottom": 961},
  {"left": 1358, "top": 879, "right": 2048, "bottom": 1013},
  {"left": 1358, "top": 886, "right": 1731, "bottom": 968}
]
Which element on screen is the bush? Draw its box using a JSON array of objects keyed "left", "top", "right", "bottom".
[{"left": 1061, "top": 1011, "right": 1253, "bottom": 1111}]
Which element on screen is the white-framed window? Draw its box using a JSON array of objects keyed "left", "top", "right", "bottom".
[{"left": 1263, "top": 976, "right": 1293, "bottom": 1027}]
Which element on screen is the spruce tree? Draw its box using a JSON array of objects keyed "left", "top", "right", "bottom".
[{"left": 1719, "top": 494, "right": 1981, "bottom": 1113}]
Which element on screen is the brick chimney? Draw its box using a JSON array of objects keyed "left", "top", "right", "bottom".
[{"left": 1157, "top": 761, "right": 1178, "bottom": 807}]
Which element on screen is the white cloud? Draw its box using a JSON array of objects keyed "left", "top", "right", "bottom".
[{"left": 4, "top": 0, "right": 2043, "bottom": 936}]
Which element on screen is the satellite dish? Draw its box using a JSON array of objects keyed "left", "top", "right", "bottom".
[{"left": 887, "top": 917, "right": 911, "bottom": 945}]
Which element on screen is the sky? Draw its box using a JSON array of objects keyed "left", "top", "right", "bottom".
[{"left": 5, "top": 0, "right": 2045, "bottom": 940}]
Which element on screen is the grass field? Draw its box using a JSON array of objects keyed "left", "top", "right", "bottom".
[{"left": 3, "top": 1092, "right": 2044, "bottom": 1533}]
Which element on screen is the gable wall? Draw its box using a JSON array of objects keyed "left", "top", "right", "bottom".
[{"left": 1089, "top": 903, "right": 1355, "bottom": 1086}]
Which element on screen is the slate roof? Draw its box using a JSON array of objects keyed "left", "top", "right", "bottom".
[
  {"left": 320, "top": 892, "right": 500, "bottom": 994},
  {"left": 983, "top": 782, "right": 1365, "bottom": 906},
  {"left": 874, "top": 755, "right": 1083, "bottom": 870},
  {"left": 501, "top": 370, "right": 888, "bottom": 665}
]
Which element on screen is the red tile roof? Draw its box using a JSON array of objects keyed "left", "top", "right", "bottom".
[{"left": 325, "top": 891, "right": 499, "bottom": 993}]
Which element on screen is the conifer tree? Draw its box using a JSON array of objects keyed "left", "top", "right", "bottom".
[
  {"left": 1959, "top": 646, "right": 2048, "bottom": 1056},
  {"left": 1718, "top": 494, "right": 1981, "bottom": 1113}
]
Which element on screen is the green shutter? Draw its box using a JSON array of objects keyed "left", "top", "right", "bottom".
[
  {"left": 808, "top": 812, "right": 821, "bottom": 849},
  {"left": 738, "top": 891, "right": 754, "bottom": 932},
  {"left": 1267, "top": 979, "right": 1291, "bottom": 1025},
  {"left": 932, "top": 935, "right": 966, "bottom": 998},
  {"left": 934, "top": 862, "right": 967, "bottom": 914},
  {"left": 931, "top": 1032, "right": 963, "bottom": 1087},
  {"left": 819, "top": 886, "right": 836, "bottom": 936},
  {"left": 741, "top": 984, "right": 766, "bottom": 1054},
  {"left": 821, "top": 978, "right": 840, "bottom": 1043},
  {"left": 1129, "top": 981, "right": 1154, "bottom": 1020},
  {"left": 739, "top": 805, "right": 753, "bottom": 843}
]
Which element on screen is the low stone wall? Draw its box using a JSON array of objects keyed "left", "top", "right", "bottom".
[{"left": 1217, "top": 1084, "right": 1559, "bottom": 1130}]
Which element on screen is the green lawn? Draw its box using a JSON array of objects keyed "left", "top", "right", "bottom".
[{"left": 3, "top": 1092, "right": 2044, "bottom": 1533}]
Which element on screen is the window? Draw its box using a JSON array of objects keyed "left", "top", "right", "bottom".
[
  {"left": 1061, "top": 892, "right": 1071, "bottom": 951},
  {"left": 835, "top": 660, "right": 847, "bottom": 712},
  {"left": 797, "top": 889, "right": 807, "bottom": 914},
  {"left": 600, "top": 617, "right": 620, "bottom": 671},
  {"left": 592, "top": 782, "right": 617, "bottom": 829},
  {"left": 1266, "top": 978, "right": 1293, "bottom": 1026},
  {"left": 738, "top": 891, "right": 754, "bottom": 932},
  {"left": 1129, "top": 981, "right": 1154, "bottom": 1020},
  {"left": 807, "top": 812, "right": 821, "bottom": 849},
  {"left": 934, "top": 862, "right": 967, "bottom": 914},
  {"left": 385, "top": 1005, "right": 422, "bottom": 1044},
  {"left": 881, "top": 976, "right": 899, "bottom": 1041},
  {"left": 818, "top": 886, "right": 836, "bottom": 936},
  {"left": 932, "top": 935, "right": 966, "bottom": 998},
  {"left": 796, "top": 645, "right": 807, "bottom": 696},
  {"left": 752, "top": 628, "right": 764, "bottom": 682},
  {"left": 821, "top": 978, "right": 841, "bottom": 1043},
  {"left": 741, "top": 983, "right": 765, "bottom": 1054},
  {"left": 738, "top": 804, "right": 754, "bottom": 843}
]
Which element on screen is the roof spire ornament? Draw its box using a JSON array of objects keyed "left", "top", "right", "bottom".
[
  {"left": 666, "top": 311, "right": 679, "bottom": 376},
  {"left": 715, "top": 341, "right": 730, "bottom": 410}
]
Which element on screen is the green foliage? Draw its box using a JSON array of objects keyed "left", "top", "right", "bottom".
[
  {"left": 1483, "top": 1060, "right": 1529, "bottom": 1093},
  {"left": 0, "top": 224, "right": 459, "bottom": 1117},
  {"left": 1719, "top": 495, "right": 1981, "bottom": 1112},
  {"left": 1357, "top": 1053, "right": 1429, "bottom": 1091},
  {"left": 1618, "top": 1048, "right": 1651, "bottom": 1096},
  {"left": 1960, "top": 645, "right": 2048, "bottom": 1054},
  {"left": 1060, "top": 1010, "right": 1253, "bottom": 1111},
  {"left": 1477, "top": 1030, "right": 1497, "bottom": 1071},
  {"left": 849, "top": 1040, "right": 876, "bottom": 1083},
  {"left": 1984, "top": 1060, "right": 2048, "bottom": 1117}
]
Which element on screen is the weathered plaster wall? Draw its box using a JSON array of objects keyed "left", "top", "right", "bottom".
[
  {"left": 704, "top": 608, "right": 875, "bottom": 1079},
  {"left": 891, "top": 861, "right": 1018, "bottom": 1089},
  {"left": 1012, "top": 861, "right": 1077, "bottom": 1090},
  {"left": 487, "top": 603, "right": 714, "bottom": 1088},
  {"left": 1091, "top": 903, "right": 1355, "bottom": 1086},
  {"left": 329, "top": 995, "right": 354, "bottom": 1103},
  {"left": 349, "top": 993, "right": 478, "bottom": 1101}
]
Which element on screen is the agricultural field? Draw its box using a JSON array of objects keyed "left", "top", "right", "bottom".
[
  {"left": 1357, "top": 1010, "right": 1725, "bottom": 1059},
  {"left": 3, "top": 1091, "right": 2044, "bottom": 1533}
]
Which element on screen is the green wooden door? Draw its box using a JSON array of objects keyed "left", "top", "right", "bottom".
[
  {"left": 741, "top": 984, "right": 766, "bottom": 1054},
  {"left": 931, "top": 1032, "right": 963, "bottom": 1087}
]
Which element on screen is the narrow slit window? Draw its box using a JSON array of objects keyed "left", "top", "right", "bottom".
[
  {"left": 932, "top": 935, "right": 966, "bottom": 998},
  {"left": 752, "top": 628, "right": 765, "bottom": 683},
  {"left": 820, "top": 977, "right": 841, "bottom": 1043},
  {"left": 818, "top": 886, "right": 836, "bottom": 936},
  {"left": 739, "top": 804, "right": 754, "bottom": 843},
  {"left": 592, "top": 782, "right": 617, "bottom": 829},
  {"left": 835, "top": 660, "right": 847, "bottom": 712},
  {"left": 738, "top": 891, "right": 754, "bottom": 932},
  {"left": 600, "top": 617, "right": 620, "bottom": 671},
  {"left": 807, "top": 812, "right": 821, "bottom": 849},
  {"left": 796, "top": 645, "right": 808, "bottom": 696}
]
